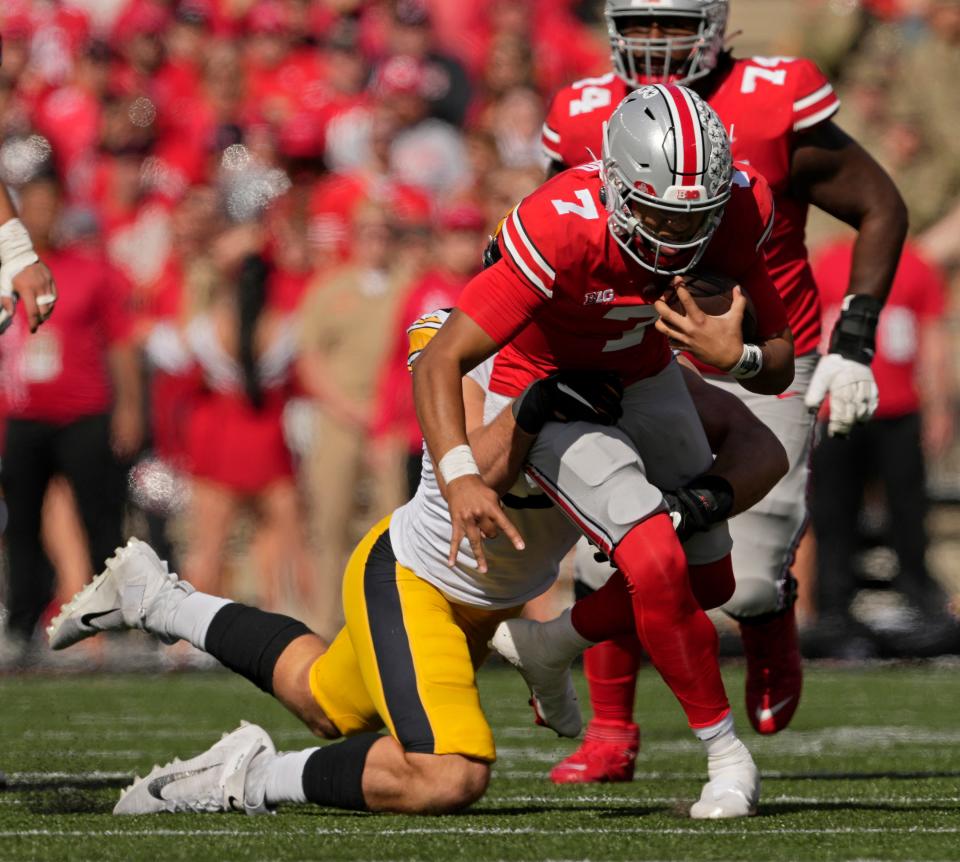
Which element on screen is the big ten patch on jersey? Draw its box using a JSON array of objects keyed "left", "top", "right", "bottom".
[{"left": 471, "top": 165, "right": 675, "bottom": 394}]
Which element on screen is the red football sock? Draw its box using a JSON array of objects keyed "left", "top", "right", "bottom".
[
  {"left": 570, "top": 570, "right": 635, "bottom": 642},
  {"left": 583, "top": 636, "right": 643, "bottom": 724},
  {"left": 688, "top": 554, "right": 736, "bottom": 611},
  {"left": 612, "top": 513, "right": 729, "bottom": 729}
]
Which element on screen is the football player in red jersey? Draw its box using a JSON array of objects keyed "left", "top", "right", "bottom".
[
  {"left": 539, "top": 0, "right": 908, "bottom": 778},
  {"left": 414, "top": 85, "right": 792, "bottom": 817},
  {"left": 0, "top": 184, "right": 57, "bottom": 334}
]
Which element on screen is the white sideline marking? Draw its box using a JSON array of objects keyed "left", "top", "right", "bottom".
[
  {"left": 491, "top": 794, "right": 960, "bottom": 805},
  {"left": 5, "top": 827, "right": 960, "bottom": 837},
  {"left": 8, "top": 771, "right": 132, "bottom": 781},
  {"left": 21, "top": 729, "right": 316, "bottom": 742},
  {"left": 6, "top": 777, "right": 958, "bottom": 807}
]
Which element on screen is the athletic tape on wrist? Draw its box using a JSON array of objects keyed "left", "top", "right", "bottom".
[
  {"left": 0, "top": 218, "right": 39, "bottom": 296},
  {"left": 438, "top": 444, "right": 480, "bottom": 483},
  {"left": 729, "top": 343, "right": 763, "bottom": 379}
]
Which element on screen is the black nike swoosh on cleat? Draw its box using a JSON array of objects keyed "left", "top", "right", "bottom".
[
  {"left": 147, "top": 765, "right": 220, "bottom": 801},
  {"left": 79, "top": 609, "right": 121, "bottom": 627}
]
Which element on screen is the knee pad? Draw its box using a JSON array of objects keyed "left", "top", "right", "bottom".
[
  {"left": 722, "top": 576, "right": 782, "bottom": 620},
  {"left": 573, "top": 536, "right": 617, "bottom": 592},
  {"left": 527, "top": 423, "right": 662, "bottom": 555}
]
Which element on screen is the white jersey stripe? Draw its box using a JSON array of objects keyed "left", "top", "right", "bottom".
[
  {"left": 542, "top": 143, "right": 563, "bottom": 163},
  {"left": 511, "top": 206, "right": 556, "bottom": 281},
  {"left": 793, "top": 83, "right": 834, "bottom": 113},
  {"left": 501, "top": 215, "right": 553, "bottom": 298},
  {"left": 756, "top": 198, "right": 776, "bottom": 250},
  {"left": 542, "top": 124, "right": 561, "bottom": 144},
  {"left": 792, "top": 100, "right": 840, "bottom": 132}
]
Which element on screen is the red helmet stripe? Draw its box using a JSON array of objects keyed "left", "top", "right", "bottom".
[{"left": 662, "top": 84, "right": 701, "bottom": 186}]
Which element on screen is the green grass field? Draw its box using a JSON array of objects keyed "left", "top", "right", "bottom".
[{"left": 2, "top": 660, "right": 960, "bottom": 861}]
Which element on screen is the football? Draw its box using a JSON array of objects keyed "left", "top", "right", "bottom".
[{"left": 661, "top": 271, "right": 758, "bottom": 342}]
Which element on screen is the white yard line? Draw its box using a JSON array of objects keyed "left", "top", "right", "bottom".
[
  {"left": 4, "top": 826, "right": 960, "bottom": 838},
  {"left": 488, "top": 794, "right": 960, "bottom": 808},
  {"left": 7, "top": 771, "right": 133, "bottom": 781}
]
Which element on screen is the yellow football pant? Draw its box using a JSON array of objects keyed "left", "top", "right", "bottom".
[{"left": 309, "top": 516, "right": 521, "bottom": 762}]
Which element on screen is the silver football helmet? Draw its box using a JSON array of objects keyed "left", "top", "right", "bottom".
[
  {"left": 601, "top": 83, "right": 732, "bottom": 274},
  {"left": 604, "top": 0, "right": 729, "bottom": 87}
]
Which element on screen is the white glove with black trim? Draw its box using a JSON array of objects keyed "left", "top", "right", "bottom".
[
  {"left": 804, "top": 353, "right": 879, "bottom": 437},
  {"left": 805, "top": 293, "right": 883, "bottom": 437}
]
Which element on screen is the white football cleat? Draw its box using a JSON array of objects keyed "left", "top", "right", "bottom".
[
  {"left": 689, "top": 739, "right": 760, "bottom": 819},
  {"left": 490, "top": 618, "right": 582, "bottom": 738},
  {"left": 114, "top": 722, "right": 275, "bottom": 816},
  {"left": 47, "top": 538, "right": 191, "bottom": 650}
]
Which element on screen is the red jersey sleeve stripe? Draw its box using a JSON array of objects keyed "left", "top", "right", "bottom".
[
  {"left": 542, "top": 123, "right": 561, "bottom": 144},
  {"left": 501, "top": 209, "right": 554, "bottom": 298},
  {"left": 792, "top": 87, "right": 840, "bottom": 131},
  {"left": 541, "top": 136, "right": 563, "bottom": 163},
  {"left": 793, "top": 83, "right": 834, "bottom": 112}
]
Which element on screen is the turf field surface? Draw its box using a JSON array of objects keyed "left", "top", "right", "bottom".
[{"left": 2, "top": 660, "right": 960, "bottom": 861}]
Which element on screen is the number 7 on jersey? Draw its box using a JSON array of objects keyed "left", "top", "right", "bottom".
[{"left": 552, "top": 190, "right": 600, "bottom": 220}]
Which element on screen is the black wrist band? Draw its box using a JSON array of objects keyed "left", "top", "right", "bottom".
[
  {"left": 829, "top": 294, "right": 883, "bottom": 365},
  {"left": 511, "top": 381, "right": 548, "bottom": 434},
  {"left": 684, "top": 474, "right": 735, "bottom": 525}
]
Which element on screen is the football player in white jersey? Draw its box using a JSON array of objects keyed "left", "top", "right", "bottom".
[{"left": 48, "top": 309, "right": 787, "bottom": 819}]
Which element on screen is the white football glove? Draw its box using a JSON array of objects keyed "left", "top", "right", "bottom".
[
  {"left": 804, "top": 353, "right": 879, "bottom": 437},
  {"left": 0, "top": 218, "right": 40, "bottom": 334}
]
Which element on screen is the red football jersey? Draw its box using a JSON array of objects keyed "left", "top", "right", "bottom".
[
  {"left": 457, "top": 162, "right": 784, "bottom": 397},
  {"left": 543, "top": 56, "right": 840, "bottom": 356}
]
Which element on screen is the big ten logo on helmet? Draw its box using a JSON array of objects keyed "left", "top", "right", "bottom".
[{"left": 584, "top": 289, "right": 616, "bottom": 305}]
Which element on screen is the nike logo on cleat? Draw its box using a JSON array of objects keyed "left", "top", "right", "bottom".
[
  {"left": 147, "top": 765, "right": 219, "bottom": 800},
  {"left": 80, "top": 609, "right": 121, "bottom": 627},
  {"left": 756, "top": 696, "right": 794, "bottom": 723}
]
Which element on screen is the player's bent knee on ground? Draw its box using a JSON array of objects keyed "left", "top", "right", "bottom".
[
  {"left": 396, "top": 754, "right": 490, "bottom": 814},
  {"left": 271, "top": 634, "right": 341, "bottom": 739}
]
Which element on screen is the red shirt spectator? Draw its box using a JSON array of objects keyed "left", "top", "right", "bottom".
[
  {"left": 814, "top": 239, "right": 948, "bottom": 419},
  {"left": 308, "top": 170, "right": 431, "bottom": 265},
  {"left": 371, "top": 203, "right": 487, "bottom": 452}
]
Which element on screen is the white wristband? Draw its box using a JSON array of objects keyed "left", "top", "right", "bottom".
[
  {"left": 0, "top": 218, "right": 39, "bottom": 297},
  {"left": 729, "top": 343, "right": 763, "bottom": 379},
  {"left": 438, "top": 444, "right": 480, "bottom": 484}
]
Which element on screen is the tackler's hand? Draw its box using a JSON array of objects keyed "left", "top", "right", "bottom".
[{"left": 445, "top": 474, "right": 525, "bottom": 574}]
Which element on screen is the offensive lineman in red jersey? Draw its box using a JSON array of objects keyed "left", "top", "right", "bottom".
[
  {"left": 538, "top": 0, "right": 908, "bottom": 779},
  {"left": 414, "top": 85, "right": 792, "bottom": 818}
]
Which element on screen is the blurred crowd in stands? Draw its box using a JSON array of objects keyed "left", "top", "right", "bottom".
[{"left": 0, "top": 0, "right": 957, "bottom": 665}]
